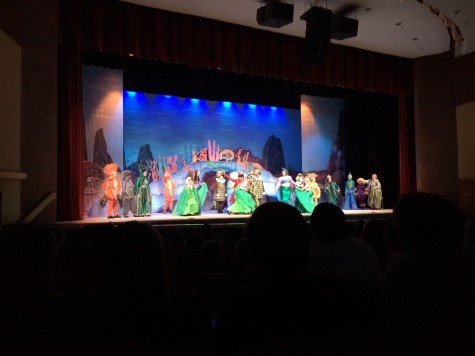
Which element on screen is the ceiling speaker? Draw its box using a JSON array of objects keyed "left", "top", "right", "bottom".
[{"left": 257, "top": 1, "right": 294, "bottom": 28}]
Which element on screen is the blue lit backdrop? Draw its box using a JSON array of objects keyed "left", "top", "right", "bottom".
[{"left": 123, "top": 92, "right": 302, "bottom": 172}]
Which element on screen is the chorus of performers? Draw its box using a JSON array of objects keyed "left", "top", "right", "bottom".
[
  {"left": 99, "top": 162, "right": 383, "bottom": 217},
  {"left": 342, "top": 172, "right": 383, "bottom": 210},
  {"left": 271, "top": 170, "right": 382, "bottom": 211}
]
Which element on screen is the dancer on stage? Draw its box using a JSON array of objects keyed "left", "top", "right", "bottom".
[
  {"left": 367, "top": 173, "right": 383, "bottom": 209},
  {"left": 121, "top": 170, "right": 135, "bottom": 218},
  {"left": 324, "top": 174, "right": 340, "bottom": 206},
  {"left": 213, "top": 169, "right": 227, "bottom": 213},
  {"left": 355, "top": 177, "right": 368, "bottom": 209},
  {"left": 136, "top": 165, "right": 151, "bottom": 217},
  {"left": 294, "top": 173, "right": 316, "bottom": 213},
  {"left": 342, "top": 172, "right": 358, "bottom": 210},
  {"left": 227, "top": 175, "right": 256, "bottom": 215},
  {"left": 162, "top": 168, "right": 177, "bottom": 214},
  {"left": 307, "top": 173, "right": 321, "bottom": 205},
  {"left": 102, "top": 163, "right": 122, "bottom": 219},
  {"left": 173, "top": 170, "right": 208, "bottom": 216},
  {"left": 275, "top": 168, "right": 295, "bottom": 205},
  {"left": 224, "top": 171, "right": 245, "bottom": 205}
]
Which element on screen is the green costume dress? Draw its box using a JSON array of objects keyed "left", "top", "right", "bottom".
[
  {"left": 136, "top": 175, "right": 151, "bottom": 216},
  {"left": 295, "top": 187, "right": 316, "bottom": 213},
  {"left": 172, "top": 183, "right": 208, "bottom": 216},
  {"left": 324, "top": 181, "right": 340, "bottom": 206},
  {"left": 368, "top": 179, "right": 383, "bottom": 209},
  {"left": 227, "top": 188, "right": 256, "bottom": 214}
]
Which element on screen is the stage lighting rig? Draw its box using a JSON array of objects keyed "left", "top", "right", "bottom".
[{"left": 256, "top": 1, "right": 294, "bottom": 28}]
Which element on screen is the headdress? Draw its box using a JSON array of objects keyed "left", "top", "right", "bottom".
[
  {"left": 139, "top": 164, "right": 147, "bottom": 173},
  {"left": 103, "top": 163, "right": 119, "bottom": 176},
  {"left": 357, "top": 177, "right": 366, "bottom": 185},
  {"left": 307, "top": 172, "right": 317, "bottom": 179}
]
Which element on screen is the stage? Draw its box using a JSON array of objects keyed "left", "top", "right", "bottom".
[{"left": 54, "top": 208, "right": 393, "bottom": 231}]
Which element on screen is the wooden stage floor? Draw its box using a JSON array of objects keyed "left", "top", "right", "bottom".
[{"left": 54, "top": 209, "right": 393, "bottom": 230}]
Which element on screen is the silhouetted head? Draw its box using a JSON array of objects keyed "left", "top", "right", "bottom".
[
  {"left": 0, "top": 224, "right": 57, "bottom": 298},
  {"left": 245, "top": 202, "right": 309, "bottom": 277},
  {"left": 310, "top": 203, "right": 347, "bottom": 241},
  {"left": 392, "top": 192, "right": 464, "bottom": 256},
  {"left": 201, "top": 240, "right": 223, "bottom": 260},
  {"left": 101, "top": 221, "right": 168, "bottom": 298}
]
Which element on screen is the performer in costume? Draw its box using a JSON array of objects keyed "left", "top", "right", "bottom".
[
  {"left": 136, "top": 165, "right": 151, "bottom": 217},
  {"left": 367, "top": 173, "right": 383, "bottom": 209},
  {"left": 307, "top": 173, "right": 321, "bottom": 205},
  {"left": 121, "top": 170, "right": 135, "bottom": 218},
  {"left": 324, "top": 174, "right": 340, "bottom": 206},
  {"left": 224, "top": 171, "right": 245, "bottom": 205},
  {"left": 101, "top": 163, "right": 122, "bottom": 219},
  {"left": 227, "top": 175, "right": 256, "bottom": 215},
  {"left": 253, "top": 169, "right": 266, "bottom": 207},
  {"left": 275, "top": 168, "right": 295, "bottom": 205},
  {"left": 294, "top": 173, "right": 316, "bottom": 213},
  {"left": 173, "top": 170, "right": 208, "bottom": 216},
  {"left": 355, "top": 177, "right": 367, "bottom": 209},
  {"left": 162, "top": 167, "right": 177, "bottom": 213},
  {"left": 246, "top": 170, "right": 258, "bottom": 207},
  {"left": 342, "top": 173, "right": 358, "bottom": 210},
  {"left": 213, "top": 169, "right": 227, "bottom": 213}
]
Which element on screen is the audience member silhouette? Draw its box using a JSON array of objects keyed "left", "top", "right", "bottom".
[
  {"left": 383, "top": 192, "right": 475, "bottom": 353},
  {"left": 464, "top": 217, "right": 475, "bottom": 256},
  {"left": 184, "top": 231, "right": 205, "bottom": 254},
  {"left": 211, "top": 202, "right": 330, "bottom": 355},
  {"left": 309, "top": 203, "right": 382, "bottom": 288},
  {"left": 0, "top": 224, "right": 58, "bottom": 344},
  {"left": 361, "top": 219, "right": 388, "bottom": 271},
  {"left": 201, "top": 239, "right": 224, "bottom": 260},
  {"left": 308, "top": 203, "right": 384, "bottom": 341},
  {"left": 79, "top": 221, "right": 173, "bottom": 346}
]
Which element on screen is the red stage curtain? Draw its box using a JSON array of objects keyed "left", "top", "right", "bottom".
[
  {"left": 59, "top": 0, "right": 413, "bottom": 95},
  {"left": 57, "top": 45, "right": 84, "bottom": 221},
  {"left": 398, "top": 94, "right": 417, "bottom": 194},
  {"left": 58, "top": 0, "right": 415, "bottom": 219}
]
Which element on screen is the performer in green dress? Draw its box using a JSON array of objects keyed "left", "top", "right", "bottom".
[
  {"left": 227, "top": 176, "right": 256, "bottom": 215},
  {"left": 173, "top": 170, "right": 208, "bottom": 216},
  {"left": 275, "top": 168, "right": 295, "bottom": 205},
  {"left": 135, "top": 166, "right": 151, "bottom": 216},
  {"left": 367, "top": 173, "right": 383, "bottom": 209},
  {"left": 294, "top": 173, "right": 316, "bottom": 213},
  {"left": 324, "top": 174, "right": 340, "bottom": 206}
]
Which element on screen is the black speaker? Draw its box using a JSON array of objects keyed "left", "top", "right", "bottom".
[
  {"left": 331, "top": 15, "right": 358, "bottom": 40},
  {"left": 256, "top": 1, "right": 294, "bottom": 28},
  {"left": 300, "top": 7, "right": 332, "bottom": 65}
]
